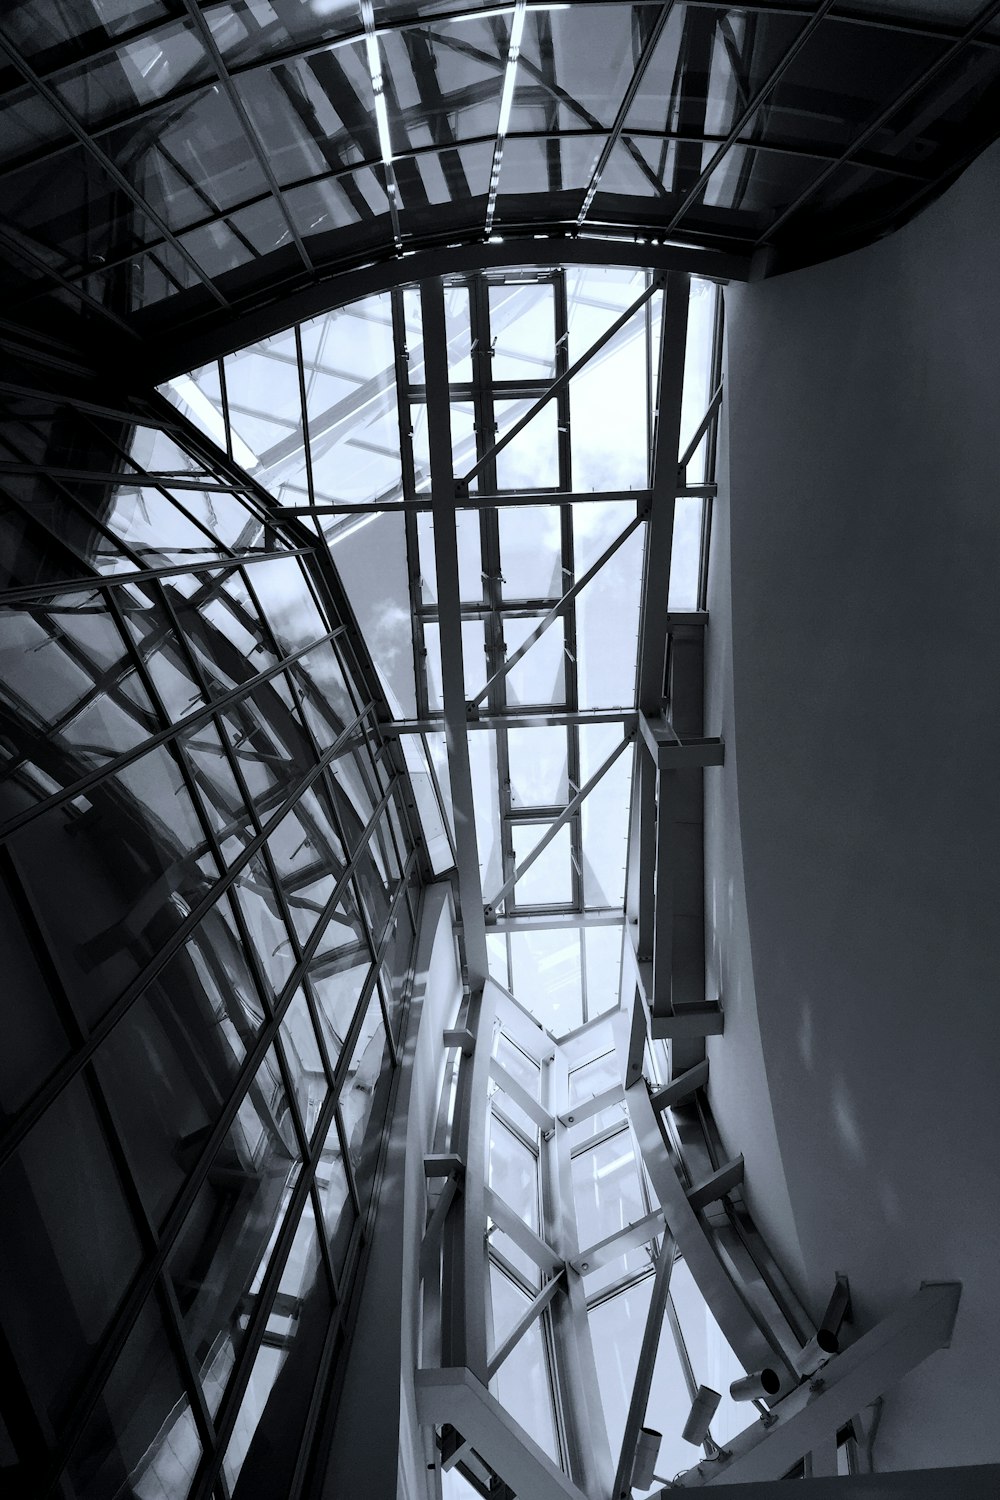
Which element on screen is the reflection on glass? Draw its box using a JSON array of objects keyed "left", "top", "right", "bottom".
[
  {"left": 167, "top": 1046, "right": 301, "bottom": 1417},
  {"left": 65, "top": 1293, "right": 202, "bottom": 1500}
]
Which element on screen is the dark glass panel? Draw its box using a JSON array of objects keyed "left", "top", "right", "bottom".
[
  {"left": 308, "top": 958, "right": 370, "bottom": 1077},
  {"left": 0, "top": 1075, "right": 143, "bottom": 1427},
  {"left": 316, "top": 1111, "right": 354, "bottom": 1279},
  {"left": 338, "top": 988, "right": 390, "bottom": 1216},
  {"left": 0, "top": 856, "right": 73, "bottom": 1121},
  {"left": 166, "top": 1045, "right": 302, "bottom": 1418},
  {"left": 103, "top": 89, "right": 269, "bottom": 230},
  {"left": 53, "top": 20, "right": 214, "bottom": 130},
  {"left": 64, "top": 1290, "right": 202, "bottom": 1500},
  {"left": 279, "top": 988, "right": 329, "bottom": 1142},
  {"left": 229, "top": 851, "right": 297, "bottom": 1000},
  {"left": 95, "top": 926, "right": 262, "bottom": 1228},
  {"left": 224, "top": 1193, "right": 333, "bottom": 1499},
  {"left": 10, "top": 741, "right": 217, "bottom": 1028}
]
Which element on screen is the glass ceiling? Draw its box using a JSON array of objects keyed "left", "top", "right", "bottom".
[
  {"left": 1, "top": 0, "right": 999, "bottom": 353},
  {"left": 164, "top": 263, "right": 722, "bottom": 1036}
]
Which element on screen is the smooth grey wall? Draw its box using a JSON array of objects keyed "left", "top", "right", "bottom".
[{"left": 708, "top": 138, "right": 1000, "bottom": 1469}]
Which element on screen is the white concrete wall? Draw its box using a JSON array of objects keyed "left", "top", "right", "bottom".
[{"left": 707, "top": 138, "right": 1000, "bottom": 1469}]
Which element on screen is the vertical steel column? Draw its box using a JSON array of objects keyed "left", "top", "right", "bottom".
[{"left": 421, "top": 277, "right": 492, "bottom": 1382}]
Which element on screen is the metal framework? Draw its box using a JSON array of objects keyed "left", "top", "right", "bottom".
[{"left": 1, "top": 0, "right": 999, "bottom": 366}]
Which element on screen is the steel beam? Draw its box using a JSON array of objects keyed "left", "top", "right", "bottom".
[
  {"left": 570, "top": 1207, "right": 664, "bottom": 1275},
  {"left": 486, "top": 1273, "right": 566, "bottom": 1380},
  {"left": 649, "top": 1058, "right": 709, "bottom": 1112},
  {"left": 628, "top": 1076, "right": 779, "bottom": 1378},
  {"left": 558, "top": 1083, "right": 626, "bottom": 1128},
  {"left": 485, "top": 1187, "right": 564, "bottom": 1275},
  {"left": 421, "top": 276, "right": 489, "bottom": 983},
  {"left": 489, "top": 1056, "right": 556, "bottom": 1133},
  {"left": 686, "top": 1156, "right": 745, "bottom": 1213},
  {"left": 485, "top": 731, "right": 633, "bottom": 914},
  {"left": 416, "top": 1366, "right": 588, "bottom": 1500},
  {"left": 669, "top": 1284, "right": 962, "bottom": 1487},
  {"left": 386, "top": 710, "right": 636, "bottom": 734}
]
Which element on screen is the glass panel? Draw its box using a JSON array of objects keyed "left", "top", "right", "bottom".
[
  {"left": 488, "top": 1115, "right": 538, "bottom": 1232},
  {"left": 0, "top": 1076, "right": 143, "bottom": 1427},
  {"left": 469, "top": 728, "right": 502, "bottom": 899},
  {"left": 583, "top": 924, "right": 624, "bottom": 1022},
  {"left": 65, "top": 1293, "right": 202, "bottom": 1500},
  {"left": 309, "top": 959, "right": 371, "bottom": 1072},
  {"left": 494, "top": 400, "right": 559, "bottom": 491},
  {"left": 574, "top": 509, "right": 644, "bottom": 708},
  {"left": 569, "top": 1050, "right": 620, "bottom": 1107},
  {"left": 510, "top": 822, "right": 573, "bottom": 908},
  {"left": 489, "top": 281, "right": 556, "bottom": 381},
  {"left": 508, "top": 928, "right": 582, "bottom": 1034},
  {"left": 495, "top": 1034, "right": 540, "bottom": 1099},
  {"left": 222, "top": 1194, "right": 332, "bottom": 1496},
  {"left": 507, "top": 726, "right": 569, "bottom": 809},
  {"left": 248, "top": 556, "right": 328, "bottom": 656},
  {"left": 338, "top": 989, "right": 390, "bottom": 1204},
  {"left": 422, "top": 618, "right": 485, "bottom": 710},
  {"left": 279, "top": 988, "right": 329, "bottom": 1142},
  {"left": 316, "top": 1111, "right": 355, "bottom": 1279},
  {"left": 669, "top": 1258, "right": 747, "bottom": 1446},
  {"left": 10, "top": 742, "right": 215, "bottom": 1028},
  {"left": 497, "top": 506, "right": 563, "bottom": 601},
  {"left": 503, "top": 616, "right": 565, "bottom": 706},
  {"left": 167, "top": 1046, "right": 302, "bottom": 1417},
  {"left": 571, "top": 1129, "right": 644, "bottom": 1250},
  {"left": 489, "top": 1277, "right": 559, "bottom": 1462},
  {"left": 588, "top": 1275, "right": 656, "bottom": 1459},
  {"left": 579, "top": 723, "right": 632, "bottom": 907},
  {"left": 667, "top": 497, "right": 704, "bottom": 611}
]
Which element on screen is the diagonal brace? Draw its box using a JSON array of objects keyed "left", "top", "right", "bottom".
[
  {"left": 469, "top": 513, "right": 643, "bottom": 708},
  {"left": 460, "top": 276, "right": 662, "bottom": 489},
  {"left": 486, "top": 1271, "right": 565, "bottom": 1380},
  {"left": 485, "top": 732, "right": 633, "bottom": 914}
]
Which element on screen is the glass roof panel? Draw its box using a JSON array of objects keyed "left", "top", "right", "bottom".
[
  {"left": 510, "top": 822, "right": 573, "bottom": 909},
  {"left": 497, "top": 505, "right": 562, "bottom": 601},
  {"left": 508, "top": 928, "right": 582, "bottom": 1036},
  {"left": 165, "top": 265, "right": 719, "bottom": 1027},
  {"left": 507, "top": 726, "right": 569, "bottom": 809}
]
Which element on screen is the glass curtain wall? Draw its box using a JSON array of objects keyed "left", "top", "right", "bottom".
[{"left": 0, "top": 380, "right": 421, "bottom": 1500}]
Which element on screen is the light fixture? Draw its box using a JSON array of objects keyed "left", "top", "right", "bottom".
[
  {"left": 484, "top": 0, "right": 526, "bottom": 235},
  {"left": 729, "top": 1368, "right": 782, "bottom": 1402},
  {"left": 631, "top": 1427, "right": 662, "bottom": 1490},
  {"left": 681, "top": 1385, "right": 721, "bottom": 1446}
]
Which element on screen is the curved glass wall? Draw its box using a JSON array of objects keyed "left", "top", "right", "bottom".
[{"left": 0, "top": 377, "right": 422, "bottom": 1498}]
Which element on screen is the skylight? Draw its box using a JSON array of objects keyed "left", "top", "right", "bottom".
[{"left": 162, "top": 264, "right": 722, "bottom": 1037}]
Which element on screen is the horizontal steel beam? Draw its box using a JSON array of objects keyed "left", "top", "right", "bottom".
[
  {"left": 385, "top": 710, "right": 637, "bottom": 734},
  {"left": 649, "top": 1058, "right": 709, "bottom": 1112},
  {"left": 485, "top": 1187, "right": 564, "bottom": 1275},
  {"left": 489, "top": 1056, "right": 556, "bottom": 1133},
  {"left": 686, "top": 1156, "right": 745, "bottom": 1214},
  {"left": 571, "top": 1207, "right": 664, "bottom": 1275},
  {"left": 416, "top": 1366, "right": 588, "bottom": 1500},
  {"left": 558, "top": 1083, "right": 626, "bottom": 1129}
]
